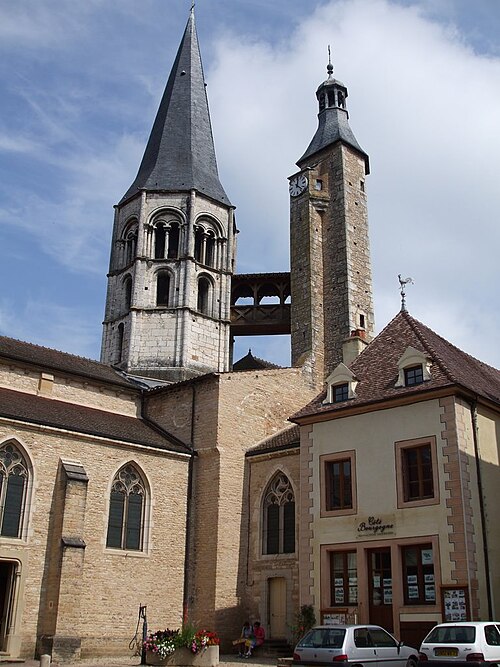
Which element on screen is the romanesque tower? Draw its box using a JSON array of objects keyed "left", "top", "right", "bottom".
[
  {"left": 289, "top": 60, "right": 374, "bottom": 387},
  {"left": 101, "top": 9, "right": 236, "bottom": 382}
]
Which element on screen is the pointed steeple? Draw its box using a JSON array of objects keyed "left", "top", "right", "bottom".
[
  {"left": 120, "top": 8, "right": 230, "bottom": 206},
  {"left": 298, "top": 57, "right": 369, "bottom": 173}
]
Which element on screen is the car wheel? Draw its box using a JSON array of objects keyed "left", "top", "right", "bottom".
[{"left": 406, "top": 658, "right": 418, "bottom": 667}]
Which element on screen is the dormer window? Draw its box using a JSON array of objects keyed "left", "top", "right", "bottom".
[
  {"left": 333, "top": 383, "right": 349, "bottom": 402},
  {"left": 324, "top": 363, "right": 358, "bottom": 404},
  {"left": 404, "top": 365, "right": 424, "bottom": 387},
  {"left": 395, "top": 346, "right": 432, "bottom": 388}
]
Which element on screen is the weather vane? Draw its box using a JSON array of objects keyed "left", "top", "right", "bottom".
[{"left": 398, "top": 274, "right": 414, "bottom": 312}]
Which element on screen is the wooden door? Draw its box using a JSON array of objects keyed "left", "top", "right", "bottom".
[
  {"left": 368, "top": 548, "right": 393, "bottom": 631},
  {"left": 269, "top": 577, "right": 287, "bottom": 639}
]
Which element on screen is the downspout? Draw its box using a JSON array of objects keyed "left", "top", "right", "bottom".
[
  {"left": 182, "top": 384, "right": 197, "bottom": 624},
  {"left": 470, "top": 399, "right": 493, "bottom": 618}
]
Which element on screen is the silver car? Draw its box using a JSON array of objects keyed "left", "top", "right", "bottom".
[
  {"left": 418, "top": 622, "right": 500, "bottom": 666},
  {"left": 293, "top": 624, "right": 419, "bottom": 667}
]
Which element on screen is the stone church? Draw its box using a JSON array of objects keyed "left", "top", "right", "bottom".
[{"left": 1, "top": 8, "right": 500, "bottom": 663}]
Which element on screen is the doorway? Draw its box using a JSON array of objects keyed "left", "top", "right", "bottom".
[
  {"left": 0, "top": 561, "right": 17, "bottom": 652},
  {"left": 268, "top": 577, "right": 287, "bottom": 639},
  {"left": 368, "top": 548, "right": 393, "bottom": 631}
]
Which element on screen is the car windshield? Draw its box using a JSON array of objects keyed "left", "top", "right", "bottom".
[
  {"left": 298, "top": 628, "right": 346, "bottom": 649},
  {"left": 425, "top": 626, "right": 476, "bottom": 644}
]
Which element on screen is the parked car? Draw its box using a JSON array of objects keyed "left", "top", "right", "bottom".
[
  {"left": 418, "top": 622, "right": 500, "bottom": 667},
  {"left": 292, "top": 624, "right": 419, "bottom": 667}
]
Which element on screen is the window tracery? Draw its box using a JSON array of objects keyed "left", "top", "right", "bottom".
[
  {"left": 106, "top": 464, "right": 146, "bottom": 551},
  {"left": 262, "top": 472, "right": 295, "bottom": 555}
]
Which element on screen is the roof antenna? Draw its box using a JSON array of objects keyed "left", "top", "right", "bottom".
[
  {"left": 398, "top": 274, "right": 414, "bottom": 312},
  {"left": 327, "top": 45, "right": 334, "bottom": 78}
]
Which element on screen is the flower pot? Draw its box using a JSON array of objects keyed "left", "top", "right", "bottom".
[{"left": 146, "top": 646, "right": 219, "bottom": 667}]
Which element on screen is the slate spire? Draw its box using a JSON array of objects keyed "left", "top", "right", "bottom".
[
  {"left": 298, "top": 59, "right": 369, "bottom": 173},
  {"left": 120, "top": 8, "right": 230, "bottom": 206}
]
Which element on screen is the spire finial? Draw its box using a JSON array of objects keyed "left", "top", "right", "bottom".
[
  {"left": 327, "top": 45, "right": 334, "bottom": 78},
  {"left": 190, "top": 1, "right": 195, "bottom": 12},
  {"left": 398, "top": 274, "right": 414, "bottom": 312}
]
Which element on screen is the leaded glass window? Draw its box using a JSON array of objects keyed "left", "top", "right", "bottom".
[
  {"left": 106, "top": 464, "right": 146, "bottom": 551},
  {"left": 263, "top": 473, "right": 295, "bottom": 555},
  {"left": 0, "top": 442, "right": 28, "bottom": 538}
]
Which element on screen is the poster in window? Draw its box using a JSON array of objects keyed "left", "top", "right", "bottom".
[
  {"left": 424, "top": 574, "right": 435, "bottom": 583},
  {"left": 407, "top": 575, "right": 418, "bottom": 584},
  {"left": 408, "top": 586, "right": 419, "bottom": 599},
  {"left": 383, "top": 578, "right": 392, "bottom": 587},
  {"left": 441, "top": 587, "right": 469, "bottom": 622},
  {"left": 421, "top": 549, "right": 433, "bottom": 565},
  {"left": 383, "top": 587, "right": 393, "bottom": 604},
  {"left": 373, "top": 575, "right": 381, "bottom": 588},
  {"left": 334, "top": 578, "right": 344, "bottom": 587},
  {"left": 335, "top": 588, "right": 344, "bottom": 604},
  {"left": 425, "top": 585, "right": 436, "bottom": 602},
  {"left": 348, "top": 577, "right": 357, "bottom": 586},
  {"left": 349, "top": 587, "right": 358, "bottom": 603}
]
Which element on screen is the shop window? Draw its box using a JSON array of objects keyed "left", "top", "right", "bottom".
[
  {"left": 330, "top": 551, "right": 357, "bottom": 606},
  {"left": 402, "top": 544, "right": 435, "bottom": 605},
  {"left": 106, "top": 464, "right": 147, "bottom": 551},
  {"left": 396, "top": 437, "right": 439, "bottom": 508},
  {"left": 321, "top": 452, "right": 357, "bottom": 517},
  {"left": 0, "top": 442, "right": 29, "bottom": 538},
  {"left": 262, "top": 472, "right": 295, "bottom": 555}
]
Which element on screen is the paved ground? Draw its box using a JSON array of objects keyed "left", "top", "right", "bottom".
[{"left": 0, "top": 655, "right": 280, "bottom": 667}]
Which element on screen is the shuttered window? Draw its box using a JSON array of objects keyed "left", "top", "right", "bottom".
[
  {"left": 262, "top": 473, "right": 295, "bottom": 555},
  {"left": 106, "top": 465, "right": 146, "bottom": 551}
]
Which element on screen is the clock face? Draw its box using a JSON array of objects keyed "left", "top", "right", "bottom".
[{"left": 289, "top": 173, "right": 308, "bottom": 197}]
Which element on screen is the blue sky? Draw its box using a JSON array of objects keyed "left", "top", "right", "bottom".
[{"left": 0, "top": 0, "right": 499, "bottom": 369}]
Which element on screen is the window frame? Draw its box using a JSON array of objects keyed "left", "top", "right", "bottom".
[
  {"left": 321, "top": 451, "right": 357, "bottom": 517},
  {"left": 401, "top": 543, "right": 436, "bottom": 606},
  {"left": 395, "top": 437, "right": 439, "bottom": 508},
  {"left": 404, "top": 365, "right": 424, "bottom": 387},
  {"left": 261, "top": 472, "right": 296, "bottom": 556},
  {"left": 329, "top": 550, "right": 358, "bottom": 607}
]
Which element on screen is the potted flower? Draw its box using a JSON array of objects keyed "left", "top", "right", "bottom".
[{"left": 144, "top": 626, "right": 220, "bottom": 666}]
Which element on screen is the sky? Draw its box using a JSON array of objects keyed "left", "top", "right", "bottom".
[{"left": 0, "top": 0, "right": 499, "bottom": 370}]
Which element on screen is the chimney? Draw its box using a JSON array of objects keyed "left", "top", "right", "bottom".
[{"left": 342, "top": 329, "right": 369, "bottom": 366}]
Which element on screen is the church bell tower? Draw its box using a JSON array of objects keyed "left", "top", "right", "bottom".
[
  {"left": 101, "top": 9, "right": 236, "bottom": 382},
  {"left": 289, "top": 59, "right": 374, "bottom": 387}
]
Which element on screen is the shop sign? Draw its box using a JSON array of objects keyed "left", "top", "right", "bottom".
[{"left": 355, "top": 515, "right": 395, "bottom": 538}]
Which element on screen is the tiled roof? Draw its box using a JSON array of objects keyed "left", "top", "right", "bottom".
[
  {"left": 0, "top": 335, "right": 135, "bottom": 389},
  {"left": 0, "top": 387, "right": 190, "bottom": 454},
  {"left": 246, "top": 424, "right": 300, "bottom": 456},
  {"left": 292, "top": 311, "right": 500, "bottom": 421},
  {"left": 233, "top": 350, "right": 281, "bottom": 371}
]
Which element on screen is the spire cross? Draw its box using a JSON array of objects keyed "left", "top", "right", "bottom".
[
  {"left": 398, "top": 274, "right": 414, "bottom": 312},
  {"left": 327, "top": 45, "right": 333, "bottom": 78}
]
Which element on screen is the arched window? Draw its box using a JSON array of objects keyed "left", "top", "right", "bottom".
[
  {"left": 156, "top": 272, "right": 170, "bottom": 306},
  {"left": 197, "top": 277, "right": 211, "bottom": 315},
  {"left": 124, "top": 275, "right": 132, "bottom": 311},
  {"left": 262, "top": 472, "right": 295, "bottom": 555},
  {"left": 117, "top": 323, "right": 124, "bottom": 363},
  {"left": 106, "top": 464, "right": 146, "bottom": 551},
  {"left": 124, "top": 225, "right": 138, "bottom": 265},
  {"left": 168, "top": 221, "right": 180, "bottom": 259},
  {"left": 194, "top": 227, "right": 204, "bottom": 263},
  {"left": 154, "top": 224, "right": 167, "bottom": 259},
  {"left": 0, "top": 442, "right": 29, "bottom": 538},
  {"left": 205, "top": 230, "right": 216, "bottom": 268}
]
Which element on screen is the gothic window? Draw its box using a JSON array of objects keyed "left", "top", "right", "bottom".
[
  {"left": 0, "top": 442, "right": 29, "bottom": 538},
  {"left": 117, "top": 323, "right": 124, "bottom": 363},
  {"left": 124, "top": 275, "right": 132, "bottom": 311},
  {"left": 156, "top": 272, "right": 170, "bottom": 306},
  {"left": 262, "top": 472, "right": 295, "bottom": 555},
  {"left": 106, "top": 464, "right": 147, "bottom": 551},
  {"left": 197, "top": 276, "right": 212, "bottom": 315},
  {"left": 154, "top": 223, "right": 167, "bottom": 259}
]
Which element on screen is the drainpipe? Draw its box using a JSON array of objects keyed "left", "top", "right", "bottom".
[
  {"left": 470, "top": 399, "right": 493, "bottom": 619},
  {"left": 182, "top": 384, "right": 197, "bottom": 625}
]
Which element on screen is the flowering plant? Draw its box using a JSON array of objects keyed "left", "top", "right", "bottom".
[{"left": 144, "top": 626, "right": 220, "bottom": 657}]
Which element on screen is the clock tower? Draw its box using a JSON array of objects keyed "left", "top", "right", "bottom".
[{"left": 290, "top": 60, "right": 374, "bottom": 387}]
